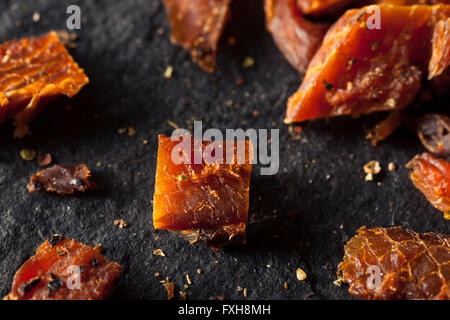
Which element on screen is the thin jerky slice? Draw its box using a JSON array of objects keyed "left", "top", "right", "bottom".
[
  {"left": 414, "top": 114, "right": 450, "bottom": 156},
  {"left": 366, "top": 110, "right": 404, "bottom": 146},
  {"left": 0, "top": 32, "right": 89, "bottom": 137},
  {"left": 163, "top": 0, "right": 231, "bottom": 72},
  {"left": 338, "top": 226, "right": 450, "bottom": 300},
  {"left": 406, "top": 153, "right": 450, "bottom": 213},
  {"left": 429, "top": 18, "right": 450, "bottom": 79},
  {"left": 296, "top": 0, "right": 354, "bottom": 17},
  {"left": 264, "top": 0, "right": 329, "bottom": 73},
  {"left": 153, "top": 134, "right": 253, "bottom": 247},
  {"left": 4, "top": 235, "right": 122, "bottom": 300},
  {"left": 285, "top": 4, "right": 450, "bottom": 124},
  {"left": 27, "top": 164, "right": 94, "bottom": 195}
]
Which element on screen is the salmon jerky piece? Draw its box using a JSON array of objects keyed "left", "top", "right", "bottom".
[
  {"left": 27, "top": 164, "right": 94, "bottom": 195},
  {"left": 406, "top": 153, "right": 450, "bottom": 214},
  {"left": 264, "top": 0, "right": 329, "bottom": 73},
  {"left": 4, "top": 235, "right": 122, "bottom": 300},
  {"left": 0, "top": 32, "right": 89, "bottom": 137},
  {"left": 153, "top": 134, "right": 253, "bottom": 247},
  {"left": 163, "top": 0, "right": 231, "bottom": 72},
  {"left": 413, "top": 114, "right": 450, "bottom": 156},
  {"left": 337, "top": 226, "right": 450, "bottom": 300},
  {"left": 296, "top": 0, "right": 354, "bottom": 17},
  {"left": 285, "top": 4, "right": 450, "bottom": 124}
]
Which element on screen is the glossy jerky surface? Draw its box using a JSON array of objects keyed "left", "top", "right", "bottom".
[
  {"left": 265, "top": 0, "right": 329, "bottom": 73},
  {"left": 4, "top": 235, "right": 122, "bottom": 300},
  {"left": 163, "top": 0, "right": 231, "bottom": 72},
  {"left": 27, "top": 164, "right": 93, "bottom": 195},
  {"left": 338, "top": 226, "right": 450, "bottom": 300},
  {"left": 429, "top": 18, "right": 450, "bottom": 79},
  {"left": 153, "top": 134, "right": 252, "bottom": 236},
  {"left": 0, "top": 32, "right": 89, "bottom": 137},
  {"left": 406, "top": 153, "right": 450, "bottom": 213},
  {"left": 285, "top": 4, "right": 450, "bottom": 124}
]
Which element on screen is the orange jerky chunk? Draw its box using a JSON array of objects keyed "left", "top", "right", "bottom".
[
  {"left": 4, "top": 235, "right": 122, "bottom": 300},
  {"left": 0, "top": 32, "right": 89, "bottom": 137},
  {"left": 285, "top": 5, "right": 450, "bottom": 124},
  {"left": 265, "top": 0, "right": 329, "bottom": 73},
  {"left": 406, "top": 153, "right": 450, "bottom": 214},
  {"left": 338, "top": 226, "right": 450, "bottom": 300},
  {"left": 153, "top": 134, "right": 252, "bottom": 246},
  {"left": 163, "top": 0, "right": 231, "bottom": 72}
]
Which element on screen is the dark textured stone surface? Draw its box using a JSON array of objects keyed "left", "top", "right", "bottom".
[{"left": 0, "top": 0, "right": 448, "bottom": 300}]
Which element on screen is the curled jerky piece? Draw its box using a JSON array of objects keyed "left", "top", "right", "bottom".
[
  {"left": 285, "top": 4, "right": 450, "bottom": 124},
  {"left": 27, "top": 164, "right": 94, "bottom": 195},
  {"left": 406, "top": 153, "right": 450, "bottom": 214},
  {"left": 264, "top": 0, "right": 329, "bottom": 73},
  {"left": 338, "top": 226, "right": 450, "bottom": 300},
  {"left": 414, "top": 114, "right": 450, "bottom": 156},
  {"left": 0, "top": 32, "right": 89, "bottom": 137},
  {"left": 429, "top": 18, "right": 450, "bottom": 79},
  {"left": 4, "top": 235, "right": 122, "bottom": 300},
  {"left": 153, "top": 134, "right": 253, "bottom": 247},
  {"left": 163, "top": 0, "right": 231, "bottom": 72}
]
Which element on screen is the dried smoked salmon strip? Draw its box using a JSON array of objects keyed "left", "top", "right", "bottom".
[
  {"left": 285, "top": 4, "right": 450, "bottom": 124},
  {"left": 153, "top": 134, "right": 252, "bottom": 246},
  {"left": 337, "top": 226, "right": 450, "bottom": 300},
  {"left": 406, "top": 153, "right": 450, "bottom": 215},
  {"left": 4, "top": 235, "right": 122, "bottom": 300},
  {"left": 163, "top": 0, "right": 231, "bottom": 72},
  {"left": 264, "top": 0, "right": 329, "bottom": 73},
  {"left": 0, "top": 32, "right": 89, "bottom": 137}
]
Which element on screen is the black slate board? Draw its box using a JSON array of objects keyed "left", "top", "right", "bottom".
[{"left": 0, "top": 0, "right": 448, "bottom": 300}]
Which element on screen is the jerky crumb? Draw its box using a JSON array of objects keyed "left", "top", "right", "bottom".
[
  {"left": 242, "top": 57, "right": 255, "bottom": 68},
  {"left": 155, "top": 272, "right": 160, "bottom": 277},
  {"left": 20, "top": 149, "right": 36, "bottom": 161},
  {"left": 118, "top": 128, "right": 127, "bottom": 134},
  {"left": 180, "top": 291, "right": 187, "bottom": 300},
  {"left": 163, "top": 278, "right": 174, "bottom": 300},
  {"left": 284, "top": 282, "right": 288, "bottom": 289},
  {"left": 333, "top": 279, "right": 343, "bottom": 286},
  {"left": 196, "top": 269, "right": 202, "bottom": 274},
  {"left": 296, "top": 268, "right": 307, "bottom": 281},
  {"left": 114, "top": 219, "right": 129, "bottom": 228},
  {"left": 128, "top": 127, "right": 136, "bottom": 137},
  {"left": 163, "top": 66, "right": 173, "bottom": 79},
  {"left": 365, "top": 173, "right": 373, "bottom": 181},
  {"left": 388, "top": 162, "right": 397, "bottom": 172},
  {"left": 153, "top": 249, "right": 166, "bottom": 257},
  {"left": 243, "top": 288, "right": 248, "bottom": 298},
  {"left": 18, "top": 277, "right": 41, "bottom": 296},
  {"left": 364, "top": 161, "right": 381, "bottom": 175},
  {"left": 186, "top": 274, "right": 192, "bottom": 285},
  {"left": 37, "top": 153, "right": 52, "bottom": 166},
  {"left": 32, "top": 12, "right": 40, "bottom": 22},
  {"left": 444, "top": 211, "right": 450, "bottom": 220}
]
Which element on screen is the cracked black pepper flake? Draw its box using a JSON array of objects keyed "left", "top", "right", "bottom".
[
  {"left": 90, "top": 258, "right": 99, "bottom": 267},
  {"left": 48, "top": 234, "right": 64, "bottom": 247},
  {"left": 18, "top": 277, "right": 41, "bottom": 296},
  {"left": 323, "top": 80, "right": 333, "bottom": 91},
  {"left": 47, "top": 277, "right": 63, "bottom": 291}
]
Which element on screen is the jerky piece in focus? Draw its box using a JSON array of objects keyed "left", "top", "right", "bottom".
[
  {"left": 163, "top": 0, "right": 231, "bottom": 72},
  {"left": 285, "top": 5, "right": 450, "bottom": 124},
  {"left": 153, "top": 134, "right": 253, "bottom": 247},
  {"left": 27, "top": 164, "right": 94, "bottom": 195},
  {"left": 337, "top": 226, "right": 450, "bottom": 300},
  {"left": 429, "top": 18, "right": 450, "bottom": 79},
  {"left": 4, "top": 235, "right": 122, "bottom": 300},
  {"left": 406, "top": 153, "right": 450, "bottom": 214},
  {"left": 413, "top": 114, "right": 450, "bottom": 156},
  {"left": 0, "top": 32, "right": 89, "bottom": 138},
  {"left": 264, "top": 0, "right": 329, "bottom": 73}
]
